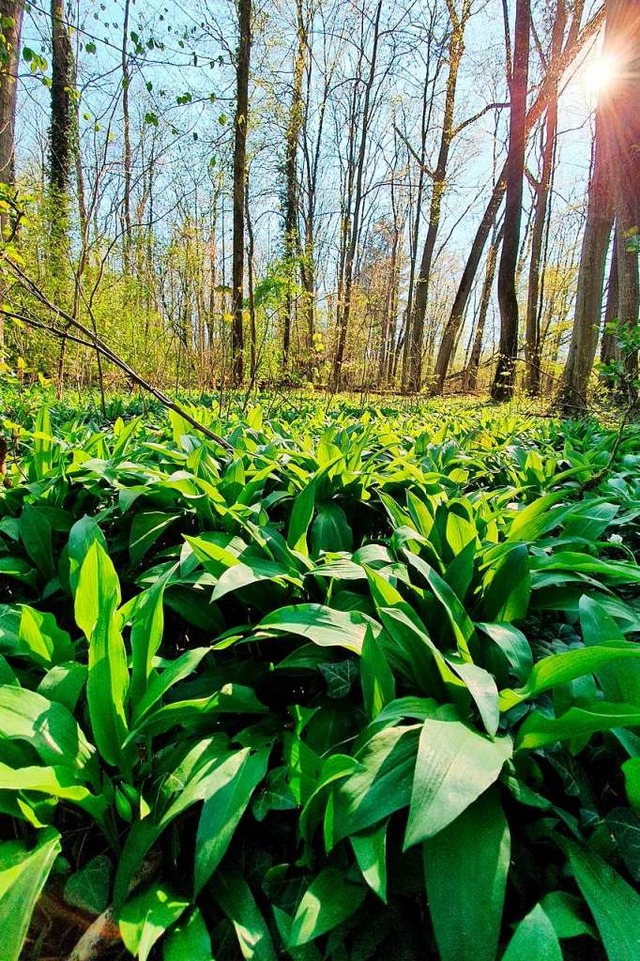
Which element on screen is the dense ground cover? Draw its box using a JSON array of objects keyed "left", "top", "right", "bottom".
[{"left": 2, "top": 393, "right": 640, "bottom": 960}]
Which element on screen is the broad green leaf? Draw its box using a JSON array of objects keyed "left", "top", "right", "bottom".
[
  {"left": 482, "top": 545, "right": 531, "bottom": 622},
  {"left": 287, "top": 460, "right": 340, "bottom": 555},
  {"left": 0, "top": 761, "right": 107, "bottom": 825},
  {"left": 501, "top": 904, "right": 562, "bottom": 961},
  {"left": 18, "top": 606, "right": 73, "bottom": 666},
  {"left": 212, "top": 556, "right": 300, "bottom": 601},
  {"left": 20, "top": 503, "right": 55, "bottom": 579},
  {"left": 64, "top": 854, "right": 112, "bottom": 916},
  {"left": 405, "top": 712, "right": 512, "bottom": 845},
  {"left": 516, "top": 701, "right": 640, "bottom": 750},
  {"left": 129, "top": 511, "right": 177, "bottom": 565},
  {"left": 506, "top": 492, "right": 567, "bottom": 541},
  {"left": 75, "top": 542, "right": 129, "bottom": 767},
  {"left": 605, "top": 808, "right": 640, "bottom": 882},
  {"left": 333, "top": 725, "right": 421, "bottom": 843},
  {"left": 449, "top": 660, "right": 500, "bottom": 736},
  {"left": 257, "top": 604, "right": 379, "bottom": 654},
  {"left": 476, "top": 623, "right": 533, "bottom": 684},
  {"left": 129, "top": 570, "right": 172, "bottom": 706},
  {"left": 539, "top": 891, "right": 596, "bottom": 940},
  {"left": 310, "top": 502, "right": 353, "bottom": 555},
  {"left": 350, "top": 821, "right": 387, "bottom": 901},
  {"left": 424, "top": 790, "right": 510, "bottom": 961},
  {"left": 210, "top": 861, "right": 278, "bottom": 961},
  {"left": 67, "top": 515, "right": 107, "bottom": 594},
  {"left": 289, "top": 867, "right": 366, "bottom": 947},
  {"left": 361, "top": 629, "right": 395, "bottom": 720},
  {"left": 163, "top": 908, "right": 213, "bottom": 961},
  {"left": 37, "top": 662, "right": 88, "bottom": 713},
  {"left": 195, "top": 746, "right": 270, "bottom": 894},
  {"left": 119, "top": 884, "right": 189, "bottom": 961},
  {"left": 500, "top": 642, "right": 640, "bottom": 711},
  {"left": 0, "top": 830, "right": 61, "bottom": 961},
  {"left": 405, "top": 552, "right": 474, "bottom": 657},
  {"left": 564, "top": 839, "right": 640, "bottom": 960},
  {"left": 131, "top": 647, "right": 210, "bottom": 726},
  {"left": 0, "top": 685, "right": 96, "bottom": 775},
  {"left": 623, "top": 759, "right": 640, "bottom": 812},
  {"left": 580, "top": 595, "right": 640, "bottom": 705}
]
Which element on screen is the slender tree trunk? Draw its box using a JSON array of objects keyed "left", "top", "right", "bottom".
[
  {"left": 407, "top": 0, "right": 471, "bottom": 392},
  {"left": 491, "top": 0, "right": 530, "bottom": 400},
  {"left": 432, "top": 2, "right": 601, "bottom": 395},
  {"left": 283, "top": 0, "right": 307, "bottom": 370},
  {"left": 332, "top": 0, "right": 383, "bottom": 392},
  {"left": 559, "top": 0, "right": 638, "bottom": 413},
  {"left": 231, "top": 0, "right": 251, "bottom": 386},
  {"left": 50, "top": 0, "right": 73, "bottom": 197},
  {"left": 121, "top": 0, "right": 132, "bottom": 273},
  {"left": 463, "top": 222, "right": 503, "bottom": 391},
  {"left": 0, "top": 0, "right": 24, "bottom": 358},
  {"left": 525, "top": 0, "right": 564, "bottom": 395},
  {"left": 600, "top": 230, "right": 620, "bottom": 379}
]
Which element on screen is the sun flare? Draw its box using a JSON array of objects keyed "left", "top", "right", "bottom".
[{"left": 583, "top": 54, "right": 618, "bottom": 96}]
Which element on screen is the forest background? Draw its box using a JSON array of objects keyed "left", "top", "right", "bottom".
[{"left": 0, "top": 0, "right": 636, "bottom": 412}]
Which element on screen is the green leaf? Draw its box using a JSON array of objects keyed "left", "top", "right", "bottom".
[
  {"left": 75, "top": 542, "right": 129, "bottom": 767},
  {"left": 287, "top": 460, "right": 340, "bottom": 555},
  {"left": 605, "top": 808, "right": 640, "bottom": 882},
  {"left": 360, "top": 629, "right": 395, "bottom": 720},
  {"left": 500, "top": 641, "right": 640, "bottom": 711},
  {"left": 18, "top": 606, "right": 73, "bottom": 666},
  {"left": 482, "top": 545, "right": 531, "bottom": 622},
  {"left": 130, "top": 647, "right": 210, "bottom": 727},
  {"left": 257, "top": 604, "right": 379, "bottom": 654},
  {"left": 67, "top": 515, "right": 107, "bottom": 595},
  {"left": 405, "top": 552, "right": 475, "bottom": 657},
  {"left": 350, "top": 821, "right": 387, "bottom": 901},
  {"left": 163, "top": 908, "right": 213, "bottom": 961},
  {"left": 119, "top": 884, "right": 189, "bottom": 961},
  {"left": 333, "top": 725, "right": 421, "bottom": 843},
  {"left": 129, "top": 570, "right": 172, "bottom": 706},
  {"left": 0, "top": 830, "right": 61, "bottom": 961},
  {"left": 210, "top": 861, "right": 278, "bottom": 961},
  {"left": 563, "top": 839, "right": 640, "bottom": 960},
  {"left": 310, "top": 502, "right": 353, "bottom": 555},
  {"left": 0, "top": 761, "right": 107, "bottom": 825},
  {"left": 501, "top": 904, "right": 562, "bottom": 961},
  {"left": 20, "top": 503, "right": 55, "bottom": 579},
  {"left": 64, "top": 855, "right": 111, "bottom": 916},
  {"left": 405, "top": 711, "right": 512, "bottom": 845},
  {"left": 476, "top": 623, "right": 533, "bottom": 684},
  {"left": 579, "top": 596, "right": 640, "bottom": 704},
  {"left": 289, "top": 867, "right": 366, "bottom": 947},
  {"left": 424, "top": 790, "right": 510, "bottom": 961},
  {"left": 0, "top": 685, "right": 96, "bottom": 775},
  {"left": 129, "top": 512, "right": 177, "bottom": 565},
  {"left": 538, "top": 891, "right": 596, "bottom": 940},
  {"left": 516, "top": 701, "right": 640, "bottom": 750},
  {"left": 195, "top": 746, "right": 270, "bottom": 894}
]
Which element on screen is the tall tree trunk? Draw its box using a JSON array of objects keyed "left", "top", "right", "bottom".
[
  {"left": 432, "top": 1, "right": 600, "bottom": 395},
  {"left": 491, "top": 0, "right": 530, "bottom": 400},
  {"left": 463, "top": 222, "right": 503, "bottom": 391},
  {"left": 282, "top": 0, "right": 307, "bottom": 370},
  {"left": 231, "top": 0, "right": 251, "bottom": 386},
  {"left": 559, "top": 0, "right": 638, "bottom": 413},
  {"left": 525, "top": 0, "right": 564, "bottom": 395},
  {"left": 121, "top": 0, "right": 132, "bottom": 273},
  {"left": 0, "top": 0, "right": 24, "bottom": 358},
  {"left": 331, "top": 0, "right": 383, "bottom": 392},
  {"left": 50, "top": 0, "right": 73, "bottom": 198},
  {"left": 406, "top": 0, "right": 471, "bottom": 392},
  {"left": 600, "top": 229, "right": 620, "bottom": 380},
  {"left": 608, "top": 0, "right": 640, "bottom": 402}
]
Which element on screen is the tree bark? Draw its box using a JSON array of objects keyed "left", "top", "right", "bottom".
[
  {"left": 432, "top": 1, "right": 602, "bottom": 395},
  {"left": 282, "top": 0, "right": 307, "bottom": 370},
  {"left": 0, "top": 0, "right": 24, "bottom": 358},
  {"left": 491, "top": 0, "right": 530, "bottom": 400},
  {"left": 525, "top": 0, "right": 564, "bottom": 395},
  {"left": 406, "top": 0, "right": 471, "bottom": 392},
  {"left": 231, "top": 0, "right": 251, "bottom": 386},
  {"left": 50, "top": 0, "right": 73, "bottom": 197}
]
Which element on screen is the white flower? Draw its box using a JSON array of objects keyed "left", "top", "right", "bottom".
[{"left": 608, "top": 533, "right": 623, "bottom": 545}]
